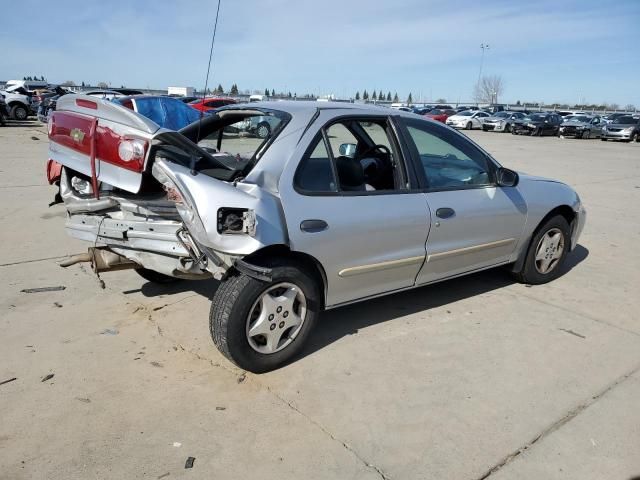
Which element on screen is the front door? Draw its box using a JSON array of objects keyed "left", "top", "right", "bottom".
[
  {"left": 400, "top": 117, "right": 527, "bottom": 285},
  {"left": 279, "top": 113, "right": 430, "bottom": 307}
]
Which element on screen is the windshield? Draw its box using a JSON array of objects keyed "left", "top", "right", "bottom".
[
  {"left": 566, "top": 115, "right": 590, "bottom": 122},
  {"left": 457, "top": 111, "right": 473, "bottom": 116},
  {"left": 525, "top": 114, "right": 546, "bottom": 122},
  {"left": 494, "top": 112, "right": 509, "bottom": 118},
  {"left": 614, "top": 116, "right": 637, "bottom": 124}
]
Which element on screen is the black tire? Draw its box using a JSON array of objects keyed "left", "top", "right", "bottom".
[
  {"left": 512, "top": 215, "right": 571, "bottom": 285},
  {"left": 482, "top": 126, "right": 488, "bottom": 132},
  {"left": 210, "top": 258, "right": 320, "bottom": 373},
  {"left": 0, "top": 112, "right": 6, "bottom": 126},
  {"left": 511, "top": 129, "right": 518, "bottom": 135},
  {"left": 10, "top": 104, "right": 28, "bottom": 121},
  {"left": 504, "top": 123, "right": 511, "bottom": 133},
  {"left": 135, "top": 268, "right": 181, "bottom": 284},
  {"left": 631, "top": 132, "right": 639, "bottom": 143},
  {"left": 601, "top": 138, "right": 607, "bottom": 141},
  {"left": 465, "top": 121, "right": 472, "bottom": 130},
  {"left": 582, "top": 129, "right": 590, "bottom": 139},
  {"left": 256, "top": 122, "right": 271, "bottom": 139}
]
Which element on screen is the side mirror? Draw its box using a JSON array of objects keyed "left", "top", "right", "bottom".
[
  {"left": 497, "top": 167, "right": 519, "bottom": 187},
  {"left": 339, "top": 143, "right": 357, "bottom": 157}
]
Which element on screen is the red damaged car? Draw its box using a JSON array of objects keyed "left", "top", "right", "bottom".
[
  {"left": 189, "top": 97, "right": 237, "bottom": 112},
  {"left": 424, "top": 108, "right": 456, "bottom": 123}
]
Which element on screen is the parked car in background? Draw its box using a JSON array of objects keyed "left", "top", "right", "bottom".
[
  {"left": 446, "top": 110, "right": 490, "bottom": 130},
  {"left": 47, "top": 98, "right": 586, "bottom": 372},
  {"left": 32, "top": 85, "right": 71, "bottom": 117},
  {"left": 4, "top": 79, "right": 49, "bottom": 91},
  {"left": 482, "top": 111, "right": 526, "bottom": 133},
  {"left": 84, "top": 90, "right": 127, "bottom": 100},
  {"left": 176, "top": 96, "right": 199, "bottom": 103},
  {"left": 190, "top": 97, "right": 237, "bottom": 113},
  {"left": 424, "top": 108, "right": 456, "bottom": 123},
  {"left": 512, "top": 112, "right": 563, "bottom": 136},
  {"left": 601, "top": 116, "right": 640, "bottom": 142},
  {"left": 111, "top": 88, "right": 144, "bottom": 96},
  {"left": 0, "top": 94, "right": 8, "bottom": 126},
  {"left": 602, "top": 112, "right": 628, "bottom": 124},
  {"left": 558, "top": 115, "right": 603, "bottom": 139},
  {"left": 454, "top": 105, "right": 480, "bottom": 113},
  {"left": 557, "top": 110, "right": 587, "bottom": 117},
  {"left": 411, "top": 107, "right": 431, "bottom": 115},
  {"left": 114, "top": 95, "right": 203, "bottom": 130},
  {"left": 482, "top": 105, "right": 506, "bottom": 114},
  {"left": 0, "top": 85, "right": 32, "bottom": 120}
]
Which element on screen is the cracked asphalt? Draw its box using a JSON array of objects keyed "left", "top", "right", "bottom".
[{"left": 1, "top": 121, "right": 639, "bottom": 479}]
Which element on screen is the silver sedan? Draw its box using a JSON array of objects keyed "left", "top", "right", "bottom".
[{"left": 49, "top": 97, "right": 586, "bottom": 372}]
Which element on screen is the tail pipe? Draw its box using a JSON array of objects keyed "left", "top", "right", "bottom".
[{"left": 60, "top": 247, "right": 138, "bottom": 273}]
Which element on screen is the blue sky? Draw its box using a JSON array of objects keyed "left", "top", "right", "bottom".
[{"left": 2, "top": 0, "right": 639, "bottom": 106}]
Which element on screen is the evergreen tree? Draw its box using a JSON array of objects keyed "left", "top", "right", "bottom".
[
  {"left": 23, "top": 76, "right": 26, "bottom": 80},
  {"left": 372, "top": 90, "right": 377, "bottom": 101},
  {"left": 288, "top": 91, "right": 292, "bottom": 98},
  {"left": 407, "top": 93, "right": 413, "bottom": 105},
  {"left": 81, "top": 81, "right": 85, "bottom": 87},
  {"left": 393, "top": 92, "right": 399, "bottom": 102},
  {"left": 216, "top": 84, "right": 223, "bottom": 94},
  {"left": 230, "top": 84, "right": 239, "bottom": 95},
  {"left": 355, "top": 91, "right": 360, "bottom": 100},
  {"left": 363, "top": 90, "right": 369, "bottom": 100},
  {"left": 271, "top": 89, "right": 275, "bottom": 97},
  {"left": 387, "top": 92, "right": 392, "bottom": 101},
  {"left": 264, "top": 88, "right": 269, "bottom": 96}
]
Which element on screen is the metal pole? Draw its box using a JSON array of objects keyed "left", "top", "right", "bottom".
[{"left": 477, "top": 43, "right": 489, "bottom": 86}]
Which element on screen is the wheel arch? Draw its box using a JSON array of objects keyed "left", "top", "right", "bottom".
[
  {"left": 510, "top": 204, "right": 577, "bottom": 273},
  {"left": 236, "top": 244, "right": 328, "bottom": 309}
]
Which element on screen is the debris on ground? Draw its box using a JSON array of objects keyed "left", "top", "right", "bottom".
[
  {"left": 215, "top": 406, "right": 226, "bottom": 411},
  {"left": 53, "top": 302, "right": 63, "bottom": 308},
  {"left": 173, "top": 442, "right": 182, "bottom": 447},
  {"left": 184, "top": 457, "right": 196, "bottom": 469},
  {"left": 237, "top": 373, "right": 246, "bottom": 384},
  {"left": 157, "top": 473, "right": 170, "bottom": 479},
  {"left": 150, "top": 361, "right": 163, "bottom": 368},
  {"left": 558, "top": 328, "right": 586, "bottom": 339},
  {"left": 75, "top": 397, "right": 91, "bottom": 403},
  {"left": 21, "top": 286, "right": 66, "bottom": 293},
  {"left": 100, "top": 328, "right": 118, "bottom": 336},
  {"left": 41, "top": 374, "right": 55, "bottom": 382},
  {"left": 0, "top": 377, "right": 17, "bottom": 386},
  {"left": 31, "top": 136, "right": 39, "bottom": 141}
]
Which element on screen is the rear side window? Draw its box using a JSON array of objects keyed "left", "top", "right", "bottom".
[{"left": 295, "top": 135, "right": 337, "bottom": 192}]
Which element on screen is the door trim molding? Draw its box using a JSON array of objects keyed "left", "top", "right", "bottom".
[
  {"left": 338, "top": 255, "right": 425, "bottom": 278},
  {"left": 427, "top": 238, "right": 516, "bottom": 262}
]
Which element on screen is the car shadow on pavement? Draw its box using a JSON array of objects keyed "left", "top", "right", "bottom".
[
  {"left": 294, "top": 244, "right": 589, "bottom": 363},
  {"left": 1, "top": 120, "right": 43, "bottom": 128},
  {"left": 130, "top": 245, "right": 588, "bottom": 363}
]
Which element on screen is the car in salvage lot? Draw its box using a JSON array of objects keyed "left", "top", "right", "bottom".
[
  {"left": 482, "top": 111, "right": 526, "bottom": 133},
  {"left": 558, "top": 115, "right": 603, "bottom": 139},
  {"left": 600, "top": 115, "right": 640, "bottom": 142},
  {"left": 47, "top": 96, "right": 586, "bottom": 373},
  {"left": 445, "top": 110, "right": 491, "bottom": 130},
  {"left": 511, "top": 112, "right": 563, "bottom": 136}
]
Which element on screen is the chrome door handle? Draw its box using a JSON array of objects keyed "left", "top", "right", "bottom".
[
  {"left": 300, "top": 219, "right": 328, "bottom": 233},
  {"left": 435, "top": 208, "right": 455, "bottom": 219}
]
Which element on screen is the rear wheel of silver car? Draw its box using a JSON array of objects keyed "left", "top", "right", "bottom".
[
  {"left": 465, "top": 122, "right": 472, "bottom": 130},
  {"left": 10, "top": 105, "right": 28, "bottom": 121},
  {"left": 513, "top": 215, "right": 570, "bottom": 285},
  {"left": 210, "top": 258, "right": 320, "bottom": 373},
  {"left": 256, "top": 122, "right": 271, "bottom": 139}
]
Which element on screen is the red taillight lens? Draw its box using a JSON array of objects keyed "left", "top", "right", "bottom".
[{"left": 76, "top": 98, "right": 98, "bottom": 109}]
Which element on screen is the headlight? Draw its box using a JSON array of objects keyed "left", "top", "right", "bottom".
[{"left": 623, "top": 127, "right": 633, "bottom": 133}]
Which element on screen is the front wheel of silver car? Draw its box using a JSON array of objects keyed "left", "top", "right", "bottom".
[
  {"left": 210, "top": 258, "right": 320, "bottom": 373},
  {"left": 512, "top": 215, "right": 571, "bottom": 285}
]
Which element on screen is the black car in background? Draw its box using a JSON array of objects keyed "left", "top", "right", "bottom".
[{"left": 512, "top": 112, "right": 563, "bottom": 136}]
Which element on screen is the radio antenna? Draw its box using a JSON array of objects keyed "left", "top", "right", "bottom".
[{"left": 196, "top": 0, "right": 222, "bottom": 143}]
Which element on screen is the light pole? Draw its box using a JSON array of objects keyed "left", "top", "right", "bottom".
[{"left": 477, "top": 43, "right": 490, "bottom": 87}]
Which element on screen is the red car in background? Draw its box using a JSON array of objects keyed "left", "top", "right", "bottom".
[
  {"left": 189, "top": 97, "right": 237, "bottom": 112},
  {"left": 424, "top": 108, "right": 456, "bottom": 123}
]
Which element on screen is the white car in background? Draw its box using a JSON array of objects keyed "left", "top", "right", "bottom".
[{"left": 446, "top": 110, "right": 490, "bottom": 130}]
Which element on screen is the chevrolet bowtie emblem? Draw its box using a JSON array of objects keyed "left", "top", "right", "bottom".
[{"left": 70, "top": 128, "right": 85, "bottom": 143}]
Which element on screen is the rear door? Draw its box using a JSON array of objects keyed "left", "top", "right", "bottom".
[
  {"left": 399, "top": 117, "right": 527, "bottom": 285},
  {"left": 279, "top": 112, "right": 430, "bottom": 307}
]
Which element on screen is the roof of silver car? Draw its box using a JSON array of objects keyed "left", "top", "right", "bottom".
[{"left": 232, "top": 100, "right": 405, "bottom": 116}]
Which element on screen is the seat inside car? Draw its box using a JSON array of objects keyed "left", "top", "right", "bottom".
[{"left": 335, "top": 156, "right": 374, "bottom": 191}]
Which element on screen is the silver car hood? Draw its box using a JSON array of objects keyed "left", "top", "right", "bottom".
[
  {"left": 562, "top": 121, "right": 589, "bottom": 127},
  {"left": 518, "top": 172, "right": 566, "bottom": 185}
]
